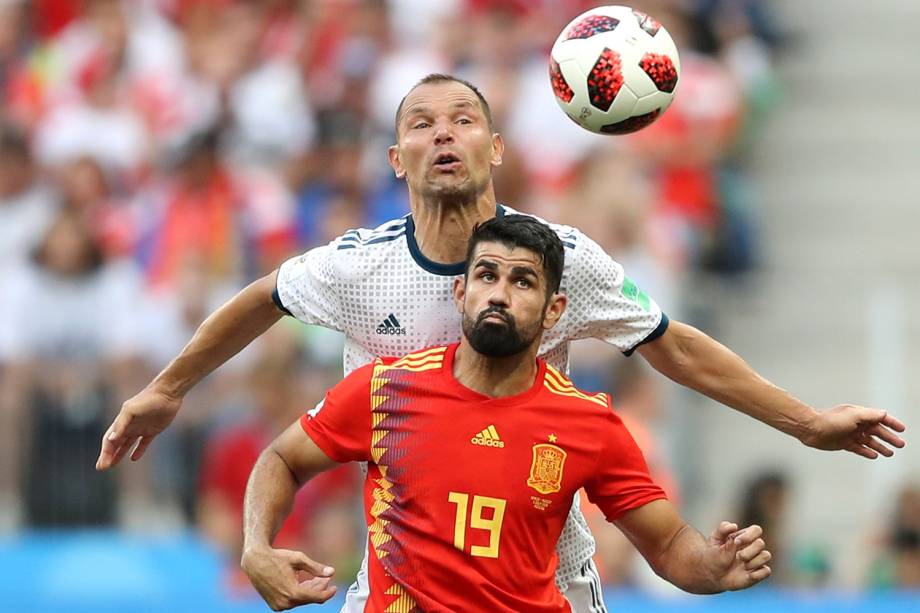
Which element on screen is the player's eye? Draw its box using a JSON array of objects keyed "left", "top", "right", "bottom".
[
  {"left": 456, "top": 117, "right": 472, "bottom": 125},
  {"left": 515, "top": 278, "right": 533, "bottom": 288},
  {"left": 412, "top": 122, "right": 429, "bottom": 129},
  {"left": 480, "top": 271, "right": 496, "bottom": 281}
]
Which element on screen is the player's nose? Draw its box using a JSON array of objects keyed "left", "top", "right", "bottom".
[
  {"left": 433, "top": 121, "right": 454, "bottom": 144},
  {"left": 488, "top": 281, "right": 511, "bottom": 306}
]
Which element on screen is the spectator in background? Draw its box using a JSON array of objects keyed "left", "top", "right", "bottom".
[
  {"left": 292, "top": 121, "right": 367, "bottom": 248},
  {"left": 198, "top": 328, "right": 361, "bottom": 592},
  {"left": 174, "top": 0, "right": 314, "bottom": 168},
  {"left": 0, "top": 210, "right": 144, "bottom": 527},
  {"left": 33, "top": 1, "right": 150, "bottom": 180},
  {"left": 0, "top": 0, "right": 44, "bottom": 129},
  {"left": 891, "top": 532, "right": 920, "bottom": 587},
  {"left": 0, "top": 126, "right": 58, "bottom": 276},
  {"left": 290, "top": 1, "right": 406, "bottom": 234},
  {"left": 134, "top": 127, "right": 296, "bottom": 293},
  {"left": 0, "top": 125, "right": 58, "bottom": 530},
  {"left": 695, "top": 0, "right": 777, "bottom": 275},
  {"left": 737, "top": 471, "right": 791, "bottom": 584},
  {"left": 868, "top": 484, "right": 920, "bottom": 589},
  {"left": 736, "top": 471, "right": 835, "bottom": 588},
  {"left": 0, "top": 126, "right": 58, "bottom": 531},
  {"left": 891, "top": 486, "right": 920, "bottom": 587},
  {"left": 55, "top": 155, "right": 136, "bottom": 258}
]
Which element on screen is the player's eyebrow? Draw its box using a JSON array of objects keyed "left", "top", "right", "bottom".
[
  {"left": 402, "top": 106, "right": 431, "bottom": 122},
  {"left": 510, "top": 265, "right": 539, "bottom": 281},
  {"left": 473, "top": 259, "right": 499, "bottom": 271},
  {"left": 473, "top": 260, "right": 540, "bottom": 282},
  {"left": 404, "top": 100, "right": 478, "bottom": 122}
]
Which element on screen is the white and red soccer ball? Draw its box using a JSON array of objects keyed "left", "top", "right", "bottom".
[{"left": 549, "top": 5, "right": 681, "bottom": 135}]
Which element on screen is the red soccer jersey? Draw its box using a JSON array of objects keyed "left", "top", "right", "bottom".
[{"left": 301, "top": 344, "right": 666, "bottom": 612}]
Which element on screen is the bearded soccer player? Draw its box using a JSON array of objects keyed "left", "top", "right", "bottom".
[
  {"left": 97, "top": 74, "right": 905, "bottom": 611},
  {"left": 241, "top": 216, "right": 773, "bottom": 611}
]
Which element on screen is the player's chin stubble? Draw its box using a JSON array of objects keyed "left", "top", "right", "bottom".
[
  {"left": 462, "top": 308, "right": 537, "bottom": 358},
  {"left": 422, "top": 170, "right": 486, "bottom": 206}
]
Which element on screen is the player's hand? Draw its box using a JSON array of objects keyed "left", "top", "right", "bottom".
[
  {"left": 706, "top": 522, "right": 771, "bottom": 591},
  {"left": 241, "top": 546, "right": 336, "bottom": 610},
  {"left": 802, "top": 405, "right": 906, "bottom": 459},
  {"left": 95, "top": 386, "right": 183, "bottom": 470}
]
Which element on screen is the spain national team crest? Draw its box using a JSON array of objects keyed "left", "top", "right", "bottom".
[{"left": 527, "top": 444, "right": 567, "bottom": 495}]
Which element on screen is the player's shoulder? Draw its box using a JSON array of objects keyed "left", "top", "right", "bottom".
[
  {"left": 332, "top": 215, "right": 410, "bottom": 253},
  {"left": 294, "top": 215, "right": 411, "bottom": 281},
  {"left": 376, "top": 344, "right": 450, "bottom": 373},
  {"left": 541, "top": 363, "right": 612, "bottom": 413}
]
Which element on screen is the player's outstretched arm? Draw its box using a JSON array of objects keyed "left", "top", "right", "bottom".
[
  {"left": 637, "top": 320, "right": 906, "bottom": 459},
  {"left": 95, "top": 270, "right": 284, "bottom": 471},
  {"left": 616, "top": 499, "right": 771, "bottom": 594},
  {"left": 242, "top": 422, "right": 340, "bottom": 610}
]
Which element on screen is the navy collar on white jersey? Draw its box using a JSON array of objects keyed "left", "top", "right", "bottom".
[{"left": 405, "top": 204, "right": 507, "bottom": 276}]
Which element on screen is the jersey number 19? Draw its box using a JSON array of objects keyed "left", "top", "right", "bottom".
[{"left": 448, "top": 492, "right": 507, "bottom": 559}]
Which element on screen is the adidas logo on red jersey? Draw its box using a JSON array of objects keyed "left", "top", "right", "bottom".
[{"left": 471, "top": 425, "right": 504, "bottom": 448}]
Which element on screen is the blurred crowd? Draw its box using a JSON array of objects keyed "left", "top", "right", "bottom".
[{"left": 0, "top": 0, "right": 914, "bottom": 593}]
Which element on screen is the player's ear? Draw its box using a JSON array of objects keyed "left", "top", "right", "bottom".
[
  {"left": 453, "top": 276, "right": 466, "bottom": 314},
  {"left": 388, "top": 144, "right": 406, "bottom": 179},
  {"left": 542, "top": 293, "right": 567, "bottom": 331},
  {"left": 490, "top": 132, "right": 504, "bottom": 167}
]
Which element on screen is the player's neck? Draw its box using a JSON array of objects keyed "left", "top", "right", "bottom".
[
  {"left": 410, "top": 192, "right": 498, "bottom": 265},
  {"left": 453, "top": 341, "right": 540, "bottom": 399}
]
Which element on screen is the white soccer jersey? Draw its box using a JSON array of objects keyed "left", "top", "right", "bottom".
[{"left": 275, "top": 204, "right": 667, "bottom": 612}]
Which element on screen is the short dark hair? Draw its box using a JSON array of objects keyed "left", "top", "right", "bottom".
[
  {"left": 465, "top": 214, "right": 565, "bottom": 297},
  {"left": 394, "top": 73, "right": 495, "bottom": 136}
]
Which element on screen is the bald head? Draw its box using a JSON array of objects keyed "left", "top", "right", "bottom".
[{"left": 394, "top": 73, "right": 494, "bottom": 138}]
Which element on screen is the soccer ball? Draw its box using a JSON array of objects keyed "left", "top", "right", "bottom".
[{"left": 549, "top": 5, "right": 681, "bottom": 135}]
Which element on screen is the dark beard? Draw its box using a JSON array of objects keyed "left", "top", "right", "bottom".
[{"left": 462, "top": 306, "right": 537, "bottom": 358}]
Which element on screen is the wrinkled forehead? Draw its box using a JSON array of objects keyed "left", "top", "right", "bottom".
[
  {"left": 469, "top": 241, "right": 543, "bottom": 269},
  {"left": 399, "top": 82, "right": 485, "bottom": 123}
]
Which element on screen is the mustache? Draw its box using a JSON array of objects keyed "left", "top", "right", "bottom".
[{"left": 476, "top": 306, "right": 513, "bottom": 325}]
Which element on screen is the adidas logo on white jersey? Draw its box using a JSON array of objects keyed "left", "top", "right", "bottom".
[
  {"left": 376, "top": 313, "right": 406, "bottom": 335},
  {"left": 471, "top": 425, "right": 505, "bottom": 448}
]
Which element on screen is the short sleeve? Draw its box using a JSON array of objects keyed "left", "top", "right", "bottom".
[
  {"left": 299, "top": 362, "right": 375, "bottom": 463},
  {"left": 561, "top": 229, "right": 669, "bottom": 355},
  {"left": 584, "top": 410, "right": 667, "bottom": 522},
  {"left": 275, "top": 241, "right": 343, "bottom": 330}
]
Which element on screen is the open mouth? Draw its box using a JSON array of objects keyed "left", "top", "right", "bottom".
[{"left": 432, "top": 152, "right": 462, "bottom": 170}]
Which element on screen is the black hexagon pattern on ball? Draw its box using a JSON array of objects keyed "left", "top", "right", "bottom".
[
  {"left": 600, "top": 109, "right": 662, "bottom": 135},
  {"left": 586, "top": 48, "right": 623, "bottom": 112},
  {"left": 563, "top": 15, "right": 620, "bottom": 41}
]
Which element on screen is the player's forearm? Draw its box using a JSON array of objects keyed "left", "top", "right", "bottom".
[
  {"left": 651, "top": 523, "right": 724, "bottom": 594},
  {"left": 242, "top": 447, "right": 300, "bottom": 554},
  {"left": 151, "top": 271, "right": 283, "bottom": 399},
  {"left": 640, "top": 321, "right": 818, "bottom": 442}
]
